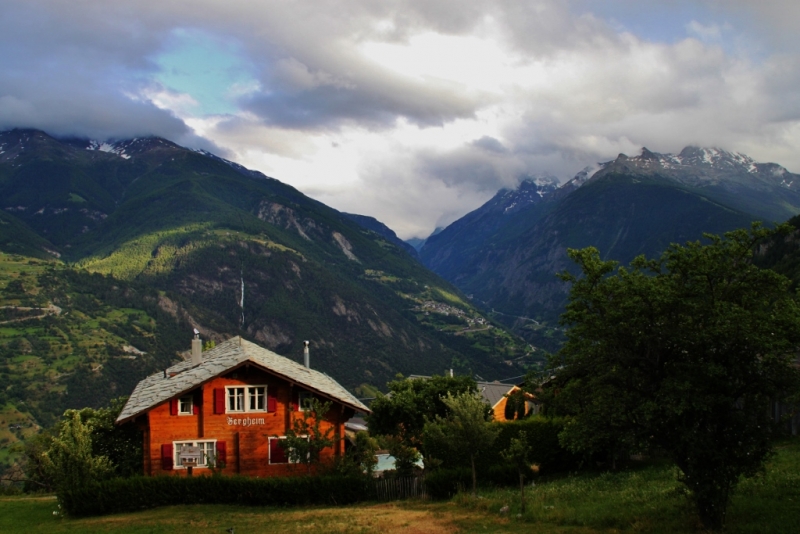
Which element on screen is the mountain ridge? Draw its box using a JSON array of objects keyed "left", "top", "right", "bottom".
[{"left": 420, "top": 145, "right": 800, "bottom": 343}]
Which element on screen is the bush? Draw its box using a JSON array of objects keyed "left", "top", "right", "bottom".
[
  {"left": 424, "top": 468, "right": 471, "bottom": 500},
  {"left": 60, "top": 473, "right": 375, "bottom": 516},
  {"left": 489, "top": 417, "right": 581, "bottom": 475},
  {"left": 425, "top": 416, "right": 580, "bottom": 477}
]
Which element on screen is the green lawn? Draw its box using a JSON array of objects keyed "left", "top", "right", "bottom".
[{"left": 2, "top": 439, "right": 799, "bottom": 533}]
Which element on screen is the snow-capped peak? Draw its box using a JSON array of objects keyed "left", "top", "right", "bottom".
[
  {"left": 676, "top": 146, "right": 757, "bottom": 173},
  {"left": 86, "top": 140, "right": 131, "bottom": 159}
]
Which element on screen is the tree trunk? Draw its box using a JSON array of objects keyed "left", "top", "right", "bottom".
[{"left": 470, "top": 454, "right": 477, "bottom": 496}]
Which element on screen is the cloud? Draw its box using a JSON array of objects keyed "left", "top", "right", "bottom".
[{"left": 2, "top": 0, "right": 800, "bottom": 239}]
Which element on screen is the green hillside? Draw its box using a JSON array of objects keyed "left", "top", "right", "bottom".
[{"left": 0, "top": 252, "right": 192, "bottom": 470}]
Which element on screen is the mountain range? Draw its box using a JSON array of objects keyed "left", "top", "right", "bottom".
[
  {"left": 0, "top": 129, "right": 536, "bottom": 467},
  {"left": 419, "top": 146, "right": 800, "bottom": 344}
]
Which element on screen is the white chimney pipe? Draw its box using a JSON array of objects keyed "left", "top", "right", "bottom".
[
  {"left": 191, "top": 330, "right": 202, "bottom": 365},
  {"left": 303, "top": 340, "right": 310, "bottom": 368}
]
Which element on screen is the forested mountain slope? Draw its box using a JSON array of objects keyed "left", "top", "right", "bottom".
[{"left": 420, "top": 147, "right": 800, "bottom": 342}]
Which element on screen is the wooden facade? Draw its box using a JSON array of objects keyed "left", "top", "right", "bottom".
[{"left": 491, "top": 385, "right": 540, "bottom": 422}]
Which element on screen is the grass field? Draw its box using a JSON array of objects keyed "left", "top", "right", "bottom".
[{"left": 2, "top": 439, "right": 798, "bottom": 533}]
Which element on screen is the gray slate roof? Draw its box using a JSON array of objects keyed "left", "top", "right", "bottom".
[
  {"left": 477, "top": 381, "right": 518, "bottom": 408},
  {"left": 405, "top": 375, "right": 517, "bottom": 408},
  {"left": 116, "top": 337, "right": 369, "bottom": 424}
]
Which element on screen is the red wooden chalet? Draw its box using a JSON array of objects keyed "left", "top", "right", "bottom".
[{"left": 116, "top": 336, "right": 370, "bottom": 477}]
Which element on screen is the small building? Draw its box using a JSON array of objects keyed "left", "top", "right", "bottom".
[
  {"left": 477, "top": 381, "right": 540, "bottom": 422},
  {"left": 116, "top": 336, "right": 370, "bottom": 477},
  {"left": 406, "top": 374, "right": 540, "bottom": 422}
]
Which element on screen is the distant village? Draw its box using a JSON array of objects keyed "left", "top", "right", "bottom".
[{"left": 414, "top": 301, "right": 491, "bottom": 328}]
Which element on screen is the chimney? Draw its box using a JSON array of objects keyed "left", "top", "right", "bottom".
[
  {"left": 191, "top": 329, "right": 202, "bottom": 365},
  {"left": 303, "top": 340, "right": 310, "bottom": 368}
]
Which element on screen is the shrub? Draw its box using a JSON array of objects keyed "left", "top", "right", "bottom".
[
  {"left": 489, "top": 416, "right": 581, "bottom": 475},
  {"left": 60, "top": 473, "right": 374, "bottom": 516},
  {"left": 425, "top": 416, "right": 580, "bottom": 477},
  {"left": 424, "top": 467, "right": 471, "bottom": 500}
]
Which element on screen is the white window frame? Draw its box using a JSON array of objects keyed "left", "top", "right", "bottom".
[
  {"left": 269, "top": 435, "right": 306, "bottom": 464},
  {"left": 178, "top": 395, "right": 193, "bottom": 415},
  {"left": 226, "top": 385, "right": 267, "bottom": 413},
  {"left": 297, "top": 391, "right": 314, "bottom": 412},
  {"left": 173, "top": 439, "right": 217, "bottom": 469}
]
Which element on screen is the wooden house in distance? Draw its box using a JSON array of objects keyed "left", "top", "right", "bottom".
[
  {"left": 477, "top": 381, "right": 540, "bottom": 421},
  {"left": 407, "top": 374, "right": 540, "bottom": 421},
  {"left": 116, "top": 335, "right": 370, "bottom": 477}
]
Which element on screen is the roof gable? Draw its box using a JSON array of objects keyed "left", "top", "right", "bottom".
[
  {"left": 116, "top": 337, "right": 369, "bottom": 424},
  {"left": 477, "top": 381, "right": 519, "bottom": 408}
]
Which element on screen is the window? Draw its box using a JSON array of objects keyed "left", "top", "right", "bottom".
[
  {"left": 249, "top": 386, "right": 265, "bottom": 411},
  {"left": 178, "top": 396, "right": 193, "bottom": 415},
  {"left": 269, "top": 436, "right": 306, "bottom": 464},
  {"left": 226, "top": 385, "right": 267, "bottom": 413},
  {"left": 173, "top": 440, "right": 217, "bottom": 469},
  {"left": 297, "top": 392, "right": 314, "bottom": 411}
]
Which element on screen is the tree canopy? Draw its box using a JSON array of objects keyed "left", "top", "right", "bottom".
[
  {"left": 279, "top": 397, "right": 335, "bottom": 473},
  {"left": 368, "top": 374, "right": 477, "bottom": 448},
  {"left": 422, "top": 391, "right": 499, "bottom": 495},
  {"left": 549, "top": 224, "right": 800, "bottom": 530}
]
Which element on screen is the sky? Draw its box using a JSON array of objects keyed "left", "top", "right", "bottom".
[{"left": 2, "top": 1, "right": 800, "bottom": 239}]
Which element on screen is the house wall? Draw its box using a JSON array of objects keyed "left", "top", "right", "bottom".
[
  {"left": 144, "top": 365, "right": 348, "bottom": 477},
  {"left": 492, "top": 386, "right": 538, "bottom": 422}
]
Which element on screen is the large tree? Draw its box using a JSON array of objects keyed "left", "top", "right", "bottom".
[{"left": 550, "top": 224, "right": 800, "bottom": 530}]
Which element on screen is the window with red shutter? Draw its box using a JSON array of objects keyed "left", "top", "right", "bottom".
[
  {"left": 269, "top": 437, "right": 288, "bottom": 464},
  {"left": 169, "top": 399, "right": 178, "bottom": 416},
  {"left": 267, "top": 391, "right": 277, "bottom": 413},
  {"left": 161, "top": 444, "right": 174, "bottom": 470}
]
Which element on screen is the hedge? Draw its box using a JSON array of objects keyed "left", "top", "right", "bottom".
[
  {"left": 488, "top": 416, "right": 581, "bottom": 475},
  {"left": 60, "top": 474, "right": 373, "bottom": 516}
]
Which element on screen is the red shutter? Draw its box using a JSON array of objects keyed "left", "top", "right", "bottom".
[
  {"left": 169, "top": 399, "right": 178, "bottom": 416},
  {"left": 216, "top": 441, "right": 227, "bottom": 466},
  {"left": 161, "top": 444, "right": 174, "bottom": 470},
  {"left": 267, "top": 391, "right": 277, "bottom": 413},
  {"left": 270, "top": 438, "right": 287, "bottom": 464},
  {"left": 214, "top": 388, "right": 225, "bottom": 414},
  {"left": 291, "top": 391, "right": 299, "bottom": 411},
  {"left": 192, "top": 403, "right": 199, "bottom": 415}
]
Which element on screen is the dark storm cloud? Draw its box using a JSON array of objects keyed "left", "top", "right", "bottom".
[
  {"left": 0, "top": 1, "right": 187, "bottom": 141},
  {"left": 242, "top": 74, "right": 480, "bottom": 131}
]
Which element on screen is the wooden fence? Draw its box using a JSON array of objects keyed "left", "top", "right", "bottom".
[{"left": 373, "top": 475, "right": 427, "bottom": 501}]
